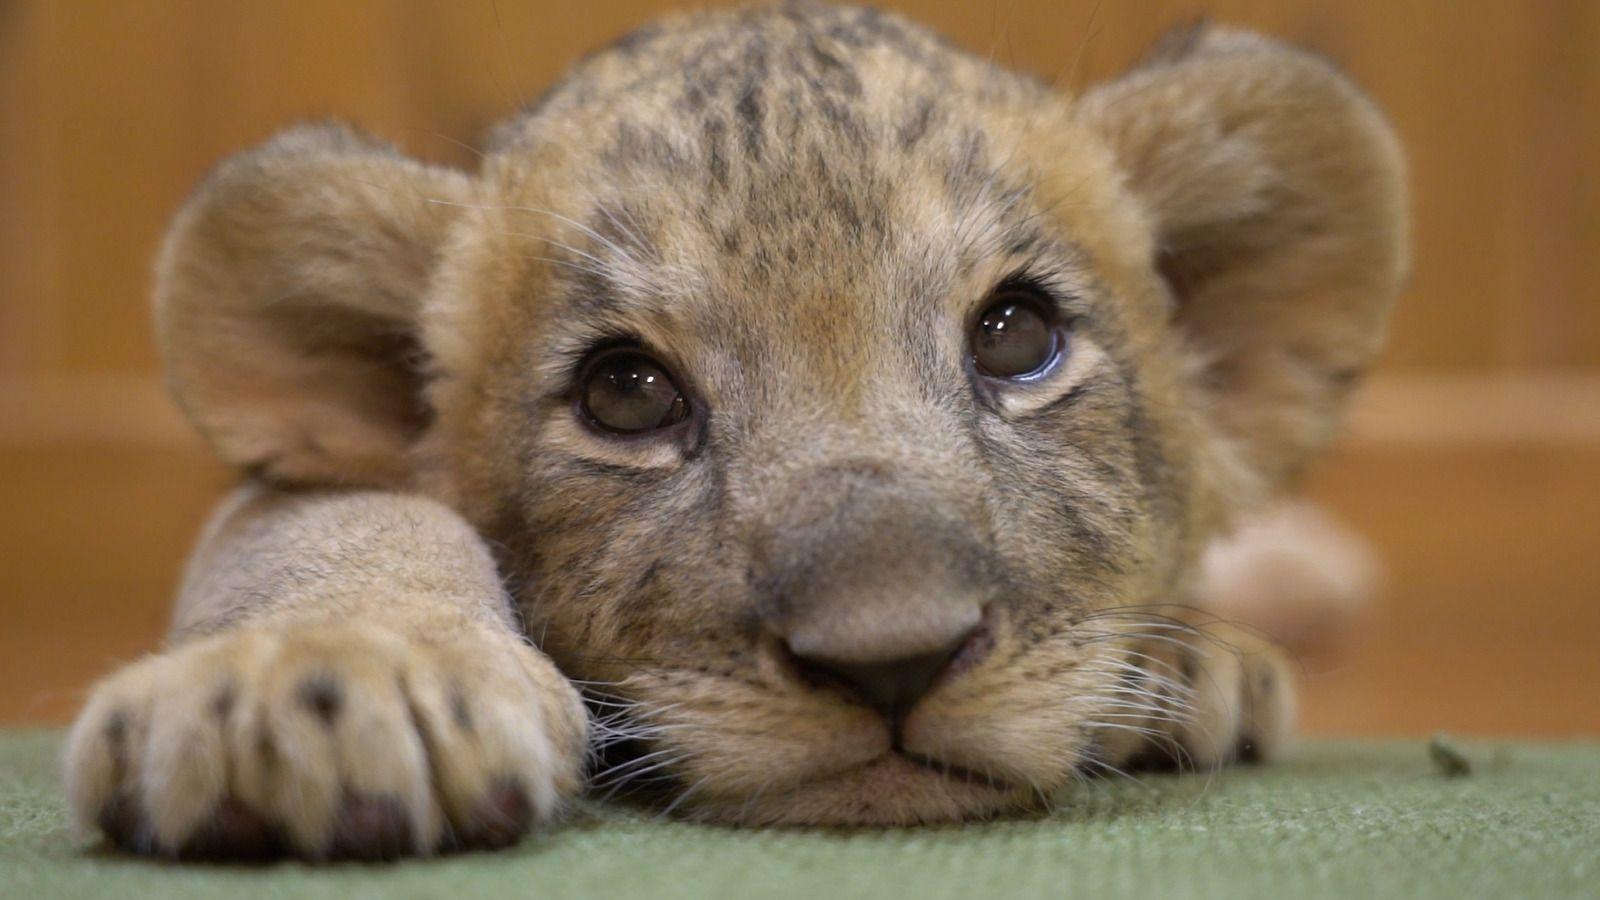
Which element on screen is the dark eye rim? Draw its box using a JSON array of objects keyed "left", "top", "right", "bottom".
[
  {"left": 572, "top": 343, "right": 697, "bottom": 439},
  {"left": 968, "top": 282, "right": 1070, "bottom": 383}
]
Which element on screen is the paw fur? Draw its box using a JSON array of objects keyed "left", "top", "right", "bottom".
[{"left": 62, "top": 623, "right": 586, "bottom": 860}]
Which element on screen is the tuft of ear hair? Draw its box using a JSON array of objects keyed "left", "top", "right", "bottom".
[
  {"left": 155, "top": 123, "right": 470, "bottom": 487},
  {"left": 1082, "top": 25, "right": 1409, "bottom": 493}
]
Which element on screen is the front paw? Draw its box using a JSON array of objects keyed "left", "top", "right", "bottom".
[
  {"left": 1096, "top": 616, "right": 1294, "bottom": 772},
  {"left": 63, "top": 622, "right": 587, "bottom": 860}
]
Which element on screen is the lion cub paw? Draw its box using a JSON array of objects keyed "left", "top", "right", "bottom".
[
  {"left": 63, "top": 622, "right": 587, "bottom": 860},
  {"left": 1098, "top": 618, "right": 1294, "bottom": 773}
]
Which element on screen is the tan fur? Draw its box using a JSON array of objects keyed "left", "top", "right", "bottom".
[
  {"left": 65, "top": 2, "right": 1406, "bottom": 859},
  {"left": 1199, "top": 502, "right": 1379, "bottom": 656},
  {"left": 64, "top": 487, "right": 586, "bottom": 857}
]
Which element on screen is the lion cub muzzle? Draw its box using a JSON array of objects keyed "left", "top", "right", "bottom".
[{"left": 747, "top": 459, "right": 996, "bottom": 724}]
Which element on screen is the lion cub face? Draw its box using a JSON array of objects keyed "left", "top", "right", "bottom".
[{"left": 157, "top": 4, "right": 1405, "bottom": 824}]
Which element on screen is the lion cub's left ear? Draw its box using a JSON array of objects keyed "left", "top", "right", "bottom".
[{"left": 1081, "top": 26, "right": 1409, "bottom": 493}]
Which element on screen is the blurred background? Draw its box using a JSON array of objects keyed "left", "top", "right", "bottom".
[{"left": 1, "top": 0, "right": 1596, "bottom": 733}]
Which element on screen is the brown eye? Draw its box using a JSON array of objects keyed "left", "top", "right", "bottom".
[
  {"left": 971, "top": 290, "right": 1061, "bottom": 378},
  {"left": 580, "top": 350, "right": 688, "bottom": 434}
]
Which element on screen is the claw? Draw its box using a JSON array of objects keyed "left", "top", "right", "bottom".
[
  {"left": 328, "top": 794, "right": 413, "bottom": 861},
  {"left": 454, "top": 778, "right": 533, "bottom": 851},
  {"left": 98, "top": 790, "right": 151, "bottom": 854},
  {"left": 174, "top": 797, "right": 285, "bottom": 861}
]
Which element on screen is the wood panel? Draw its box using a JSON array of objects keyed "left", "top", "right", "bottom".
[
  {"left": 1300, "top": 442, "right": 1600, "bottom": 736},
  {"left": 5, "top": 0, "right": 1598, "bottom": 381},
  {"left": 1, "top": 1, "right": 1597, "bottom": 733}
]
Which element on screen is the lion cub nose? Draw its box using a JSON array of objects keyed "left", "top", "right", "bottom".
[
  {"left": 789, "top": 628, "right": 977, "bottom": 722},
  {"left": 749, "top": 459, "right": 997, "bottom": 720}
]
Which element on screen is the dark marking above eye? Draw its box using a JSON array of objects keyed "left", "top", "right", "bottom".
[{"left": 1004, "top": 224, "right": 1047, "bottom": 257}]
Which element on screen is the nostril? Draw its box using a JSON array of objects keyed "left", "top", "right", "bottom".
[{"left": 787, "top": 623, "right": 987, "bottom": 722}]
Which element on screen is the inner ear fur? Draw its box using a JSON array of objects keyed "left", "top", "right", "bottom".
[
  {"left": 156, "top": 123, "right": 471, "bottom": 487},
  {"left": 1081, "top": 26, "right": 1409, "bottom": 492}
]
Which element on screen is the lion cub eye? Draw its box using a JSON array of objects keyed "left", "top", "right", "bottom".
[
  {"left": 579, "top": 349, "right": 688, "bottom": 434},
  {"left": 971, "top": 288, "right": 1063, "bottom": 379}
]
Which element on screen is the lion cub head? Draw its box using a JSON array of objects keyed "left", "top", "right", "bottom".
[{"left": 154, "top": 4, "right": 1405, "bottom": 824}]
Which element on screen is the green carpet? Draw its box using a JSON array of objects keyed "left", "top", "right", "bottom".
[{"left": 1, "top": 732, "right": 1596, "bottom": 899}]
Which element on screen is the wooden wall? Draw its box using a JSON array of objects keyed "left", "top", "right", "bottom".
[{"left": 2, "top": 0, "right": 1597, "bottom": 733}]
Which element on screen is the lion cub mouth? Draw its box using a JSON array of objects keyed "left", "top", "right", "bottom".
[
  {"left": 690, "top": 751, "right": 1037, "bottom": 827},
  {"left": 888, "top": 751, "right": 1020, "bottom": 790}
]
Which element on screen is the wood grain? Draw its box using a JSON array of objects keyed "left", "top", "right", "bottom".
[{"left": 1, "top": 1, "right": 1596, "bottom": 733}]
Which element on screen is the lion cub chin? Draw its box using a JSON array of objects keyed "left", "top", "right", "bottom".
[{"left": 65, "top": 2, "right": 1403, "bottom": 861}]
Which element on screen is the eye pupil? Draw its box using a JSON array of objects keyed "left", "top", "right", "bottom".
[
  {"left": 581, "top": 350, "right": 688, "bottom": 434},
  {"left": 971, "top": 291, "right": 1059, "bottom": 378}
]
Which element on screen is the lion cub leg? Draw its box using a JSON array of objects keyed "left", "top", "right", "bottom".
[{"left": 63, "top": 486, "right": 587, "bottom": 860}]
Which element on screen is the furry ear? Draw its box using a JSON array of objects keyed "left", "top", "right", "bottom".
[
  {"left": 1081, "top": 26, "right": 1408, "bottom": 491},
  {"left": 156, "top": 123, "right": 471, "bottom": 487}
]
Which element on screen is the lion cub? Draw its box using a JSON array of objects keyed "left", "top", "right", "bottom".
[{"left": 64, "top": 2, "right": 1405, "bottom": 860}]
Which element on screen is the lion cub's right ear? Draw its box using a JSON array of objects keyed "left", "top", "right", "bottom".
[{"left": 156, "top": 123, "right": 471, "bottom": 487}]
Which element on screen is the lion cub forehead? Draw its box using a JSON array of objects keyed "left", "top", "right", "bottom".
[
  {"left": 490, "top": 3, "right": 1048, "bottom": 173},
  {"left": 473, "top": 5, "right": 1079, "bottom": 332}
]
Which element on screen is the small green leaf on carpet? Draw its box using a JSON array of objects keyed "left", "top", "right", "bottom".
[{"left": 1428, "top": 733, "right": 1472, "bottom": 777}]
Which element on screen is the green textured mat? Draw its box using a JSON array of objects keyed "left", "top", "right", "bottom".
[{"left": 1, "top": 731, "right": 1596, "bottom": 899}]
